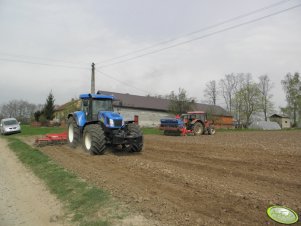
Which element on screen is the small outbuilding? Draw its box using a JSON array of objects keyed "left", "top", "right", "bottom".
[{"left": 269, "top": 114, "right": 291, "bottom": 129}]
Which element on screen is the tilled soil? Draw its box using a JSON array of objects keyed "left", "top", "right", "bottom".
[{"left": 36, "top": 131, "right": 301, "bottom": 226}]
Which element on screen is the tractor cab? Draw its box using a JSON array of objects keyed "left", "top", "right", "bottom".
[
  {"left": 181, "top": 112, "right": 207, "bottom": 125},
  {"left": 79, "top": 93, "right": 123, "bottom": 129},
  {"left": 80, "top": 94, "right": 114, "bottom": 120}
]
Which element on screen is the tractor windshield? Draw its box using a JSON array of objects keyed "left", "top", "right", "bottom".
[{"left": 92, "top": 99, "right": 113, "bottom": 114}]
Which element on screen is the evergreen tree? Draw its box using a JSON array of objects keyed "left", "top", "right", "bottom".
[{"left": 43, "top": 91, "right": 55, "bottom": 120}]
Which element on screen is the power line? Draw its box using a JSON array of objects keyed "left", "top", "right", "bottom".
[
  {"left": 0, "top": 58, "right": 89, "bottom": 70},
  {"left": 95, "top": 69, "right": 150, "bottom": 95},
  {"left": 97, "top": 3, "right": 301, "bottom": 69},
  {"left": 95, "top": 0, "right": 294, "bottom": 65},
  {"left": 0, "top": 57, "right": 150, "bottom": 95},
  {"left": 0, "top": 52, "right": 89, "bottom": 67}
]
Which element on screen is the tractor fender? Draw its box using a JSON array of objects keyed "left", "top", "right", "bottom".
[
  {"left": 190, "top": 119, "right": 204, "bottom": 126},
  {"left": 68, "top": 111, "right": 86, "bottom": 127}
]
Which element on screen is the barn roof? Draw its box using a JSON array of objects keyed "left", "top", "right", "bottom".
[
  {"left": 270, "top": 114, "right": 290, "bottom": 118},
  {"left": 99, "top": 90, "right": 231, "bottom": 116}
]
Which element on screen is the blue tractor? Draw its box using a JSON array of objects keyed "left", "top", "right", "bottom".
[{"left": 67, "top": 92, "right": 143, "bottom": 154}]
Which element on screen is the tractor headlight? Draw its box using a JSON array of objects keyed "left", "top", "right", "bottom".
[{"left": 109, "top": 119, "right": 114, "bottom": 127}]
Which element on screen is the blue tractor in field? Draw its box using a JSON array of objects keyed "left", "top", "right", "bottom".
[{"left": 67, "top": 92, "right": 143, "bottom": 154}]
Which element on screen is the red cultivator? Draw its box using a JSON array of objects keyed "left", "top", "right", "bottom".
[{"left": 34, "top": 131, "right": 68, "bottom": 147}]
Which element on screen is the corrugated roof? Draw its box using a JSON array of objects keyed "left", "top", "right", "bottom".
[
  {"left": 270, "top": 114, "right": 289, "bottom": 118},
  {"left": 99, "top": 90, "right": 231, "bottom": 116}
]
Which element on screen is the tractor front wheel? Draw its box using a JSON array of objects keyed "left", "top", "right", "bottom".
[
  {"left": 125, "top": 123, "right": 143, "bottom": 152},
  {"left": 83, "top": 124, "right": 106, "bottom": 155},
  {"left": 193, "top": 122, "right": 203, "bottom": 136},
  {"left": 208, "top": 126, "right": 216, "bottom": 135},
  {"left": 67, "top": 117, "right": 80, "bottom": 148}
]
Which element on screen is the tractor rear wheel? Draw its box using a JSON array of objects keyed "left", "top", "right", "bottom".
[
  {"left": 125, "top": 123, "right": 143, "bottom": 152},
  {"left": 67, "top": 117, "right": 80, "bottom": 148},
  {"left": 193, "top": 122, "right": 203, "bottom": 136},
  {"left": 83, "top": 124, "right": 106, "bottom": 155}
]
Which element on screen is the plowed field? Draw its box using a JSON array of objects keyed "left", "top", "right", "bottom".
[{"left": 36, "top": 131, "right": 301, "bottom": 226}]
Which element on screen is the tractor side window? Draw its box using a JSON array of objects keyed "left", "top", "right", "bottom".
[
  {"left": 200, "top": 114, "right": 205, "bottom": 121},
  {"left": 82, "top": 100, "right": 89, "bottom": 113}
]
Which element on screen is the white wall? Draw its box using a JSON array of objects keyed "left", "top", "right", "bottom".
[
  {"left": 114, "top": 107, "right": 173, "bottom": 127},
  {"left": 281, "top": 118, "right": 291, "bottom": 128}
]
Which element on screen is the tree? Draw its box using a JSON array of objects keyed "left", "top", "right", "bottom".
[
  {"left": 43, "top": 91, "right": 55, "bottom": 120},
  {"left": 0, "top": 100, "right": 36, "bottom": 123},
  {"left": 219, "top": 74, "right": 237, "bottom": 113},
  {"left": 167, "top": 88, "right": 196, "bottom": 114},
  {"left": 258, "top": 75, "right": 274, "bottom": 121},
  {"left": 233, "top": 74, "right": 261, "bottom": 127},
  {"left": 204, "top": 80, "right": 218, "bottom": 105},
  {"left": 281, "top": 72, "right": 301, "bottom": 126},
  {"left": 34, "top": 110, "right": 43, "bottom": 122}
]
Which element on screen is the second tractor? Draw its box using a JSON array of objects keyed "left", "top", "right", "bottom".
[{"left": 160, "top": 111, "right": 215, "bottom": 136}]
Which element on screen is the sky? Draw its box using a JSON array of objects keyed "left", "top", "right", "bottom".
[{"left": 0, "top": 0, "right": 300, "bottom": 111}]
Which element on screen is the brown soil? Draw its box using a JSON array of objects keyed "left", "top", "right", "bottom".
[{"left": 34, "top": 131, "right": 301, "bottom": 226}]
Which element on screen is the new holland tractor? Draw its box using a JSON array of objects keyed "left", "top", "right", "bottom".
[
  {"left": 67, "top": 92, "right": 143, "bottom": 154},
  {"left": 160, "top": 111, "right": 215, "bottom": 136}
]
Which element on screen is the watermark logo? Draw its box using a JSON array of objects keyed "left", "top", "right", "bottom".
[{"left": 267, "top": 206, "right": 299, "bottom": 224}]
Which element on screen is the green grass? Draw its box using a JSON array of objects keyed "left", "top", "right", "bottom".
[
  {"left": 20, "top": 125, "right": 66, "bottom": 136},
  {"left": 6, "top": 137, "right": 123, "bottom": 226},
  {"left": 142, "top": 127, "right": 163, "bottom": 135}
]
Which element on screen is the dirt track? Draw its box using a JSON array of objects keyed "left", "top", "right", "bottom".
[
  {"left": 0, "top": 138, "right": 68, "bottom": 226},
  {"left": 37, "top": 131, "right": 301, "bottom": 226}
]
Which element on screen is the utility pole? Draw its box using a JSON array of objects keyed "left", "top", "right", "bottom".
[{"left": 91, "top": 62, "right": 95, "bottom": 94}]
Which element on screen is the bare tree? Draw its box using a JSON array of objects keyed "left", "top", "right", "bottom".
[
  {"left": 219, "top": 74, "right": 237, "bottom": 113},
  {"left": 258, "top": 75, "right": 274, "bottom": 121},
  {"left": 204, "top": 80, "right": 217, "bottom": 105},
  {"left": 1, "top": 100, "right": 36, "bottom": 123},
  {"left": 281, "top": 72, "right": 301, "bottom": 126},
  {"left": 167, "top": 88, "right": 196, "bottom": 114},
  {"left": 234, "top": 74, "right": 261, "bottom": 127}
]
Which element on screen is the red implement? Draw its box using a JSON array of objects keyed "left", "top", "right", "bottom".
[{"left": 35, "top": 131, "right": 68, "bottom": 147}]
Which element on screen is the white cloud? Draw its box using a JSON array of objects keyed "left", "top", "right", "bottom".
[{"left": 0, "top": 0, "right": 300, "bottom": 112}]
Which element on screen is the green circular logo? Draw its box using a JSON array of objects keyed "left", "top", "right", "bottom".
[{"left": 267, "top": 206, "right": 299, "bottom": 224}]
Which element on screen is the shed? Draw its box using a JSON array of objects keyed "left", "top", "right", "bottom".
[{"left": 269, "top": 114, "right": 291, "bottom": 129}]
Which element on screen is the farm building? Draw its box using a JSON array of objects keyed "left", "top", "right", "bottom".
[
  {"left": 54, "top": 91, "right": 233, "bottom": 128},
  {"left": 269, "top": 114, "right": 291, "bottom": 129}
]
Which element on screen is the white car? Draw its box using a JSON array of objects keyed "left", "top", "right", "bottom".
[{"left": 0, "top": 118, "right": 21, "bottom": 135}]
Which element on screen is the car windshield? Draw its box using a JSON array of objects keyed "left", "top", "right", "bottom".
[
  {"left": 93, "top": 99, "right": 113, "bottom": 113},
  {"left": 3, "top": 120, "right": 18, "bottom": 126}
]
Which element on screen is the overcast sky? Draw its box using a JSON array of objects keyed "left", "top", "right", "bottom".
[{"left": 0, "top": 0, "right": 300, "bottom": 111}]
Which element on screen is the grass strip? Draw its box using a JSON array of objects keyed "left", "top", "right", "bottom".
[
  {"left": 19, "top": 125, "right": 66, "bottom": 136},
  {"left": 7, "top": 137, "right": 113, "bottom": 226},
  {"left": 142, "top": 127, "right": 163, "bottom": 135}
]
